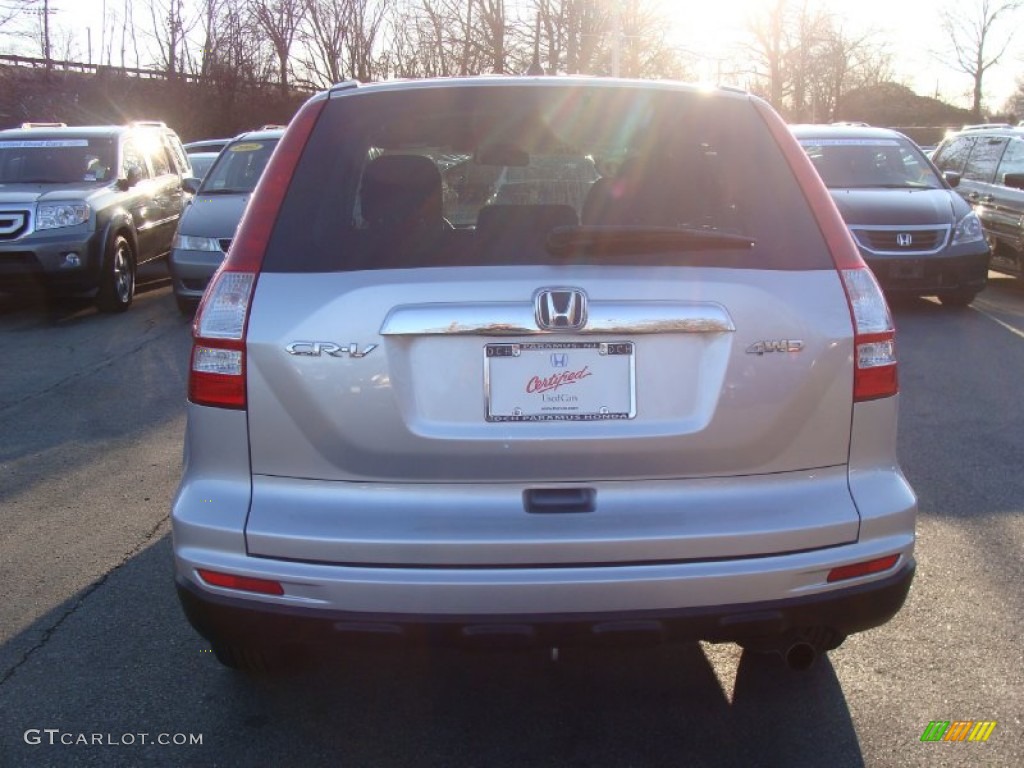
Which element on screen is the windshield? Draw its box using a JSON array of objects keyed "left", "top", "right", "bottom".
[
  {"left": 799, "top": 137, "right": 943, "bottom": 189},
  {"left": 200, "top": 139, "right": 278, "bottom": 193},
  {"left": 0, "top": 137, "right": 118, "bottom": 184}
]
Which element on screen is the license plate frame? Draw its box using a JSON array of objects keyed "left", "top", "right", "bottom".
[{"left": 485, "top": 341, "right": 636, "bottom": 422}]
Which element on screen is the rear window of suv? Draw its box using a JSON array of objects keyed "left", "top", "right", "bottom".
[{"left": 264, "top": 84, "right": 831, "bottom": 273}]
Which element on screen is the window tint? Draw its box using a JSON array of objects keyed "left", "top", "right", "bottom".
[
  {"left": 122, "top": 139, "right": 150, "bottom": 179},
  {"left": 265, "top": 86, "right": 831, "bottom": 273},
  {"left": 163, "top": 135, "right": 190, "bottom": 175},
  {"left": 996, "top": 138, "right": 1024, "bottom": 182},
  {"left": 149, "top": 143, "right": 172, "bottom": 176},
  {"left": 0, "top": 137, "right": 116, "bottom": 183},
  {"left": 933, "top": 136, "right": 974, "bottom": 173},
  {"left": 200, "top": 139, "right": 278, "bottom": 193},
  {"left": 962, "top": 136, "right": 1007, "bottom": 182},
  {"left": 799, "top": 137, "right": 942, "bottom": 189}
]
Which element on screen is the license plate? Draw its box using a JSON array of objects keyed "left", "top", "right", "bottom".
[
  {"left": 890, "top": 261, "right": 924, "bottom": 279},
  {"left": 485, "top": 341, "right": 636, "bottom": 422}
]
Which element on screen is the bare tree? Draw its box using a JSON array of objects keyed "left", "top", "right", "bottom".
[
  {"left": 475, "top": 0, "right": 507, "bottom": 74},
  {"left": 297, "top": 0, "right": 391, "bottom": 86},
  {"left": 144, "top": 0, "right": 196, "bottom": 77},
  {"left": 251, "top": 0, "right": 307, "bottom": 93},
  {"left": 3, "top": 0, "right": 60, "bottom": 69},
  {"left": 745, "top": 0, "right": 791, "bottom": 108},
  {"left": 940, "top": 0, "right": 1023, "bottom": 119},
  {"left": 814, "top": 23, "right": 891, "bottom": 121},
  {"left": 1003, "top": 76, "right": 1024, "bottom": 118}
]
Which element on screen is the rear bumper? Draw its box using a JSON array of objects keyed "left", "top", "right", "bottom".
[
  {"left": 865, "top": 248, "right": 990, "bottom": 295},
  {"left": 176, "top": 559, "right": 915, "bottom": 651}
]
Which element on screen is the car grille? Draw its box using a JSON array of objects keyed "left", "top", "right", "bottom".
[
  {"left": 850, "top": 226, "right": 949, "bottom": 255},
  {"left": 0, "top": 210, "right": 31, "bottom": 241},
  {"left": 218, "top": 238, "right": 232, "bottom": 253}
]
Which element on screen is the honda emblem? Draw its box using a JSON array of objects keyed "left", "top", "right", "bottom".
[{"left": 535, "top": 288, "right": 587, "bottom": 331}]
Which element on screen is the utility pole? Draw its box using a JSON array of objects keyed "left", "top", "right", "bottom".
[{"left": 43, "top": 0, "right": 52, "bottom": 73}]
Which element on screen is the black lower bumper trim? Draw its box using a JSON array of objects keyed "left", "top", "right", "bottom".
[
  {"left": 867, "top": 251, "right": 990, "bottom": 294},
  {"left": 176, "top": 561, "right": 915, "bottom": 651}
]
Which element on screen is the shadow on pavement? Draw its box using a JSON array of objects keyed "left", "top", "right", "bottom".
[{"left": 0, "top": 536, "right": 864, "bottom": 768}]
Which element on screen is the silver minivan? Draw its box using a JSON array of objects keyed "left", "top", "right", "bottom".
[
  {"left": 172, "top": 78, "right": 916, "bottom": 674},
  {"left": 169, "top": 128, "right": 282, "bottom": 314}
]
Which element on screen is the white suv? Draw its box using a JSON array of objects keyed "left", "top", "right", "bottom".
[{"left": 172, "top": 77, "right": 916, "bottom": 674}]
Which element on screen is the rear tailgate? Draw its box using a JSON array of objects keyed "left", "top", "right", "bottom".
[{"left": 244, "top": 264, "right": 860, "bottom": 564}]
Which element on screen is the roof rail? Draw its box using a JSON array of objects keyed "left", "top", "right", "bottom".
[
  {"left": 131, "top": 120, "right": 168, "bottom": 128},
  {"left": 961, "top": 123, "right": 1013, "bottom": 131},
  {"left": 259, "top": 124, "right": 287, "bottom": 130},
  {"left": 20, "top": 122, "right": 67, "bottom": 129},
  {"left": 830, "top": 121, "right": 871, "bottom": 127}
]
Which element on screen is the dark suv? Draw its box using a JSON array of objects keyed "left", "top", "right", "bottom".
[
  {"left": 0, "top": 121, "right": 191, "bottom": 311},
  {"left": 931, "top": 124, "right": 1024, "bottom": 277},
  {"left": 792, "top": 124, "right": 990, "bottom": 307}
]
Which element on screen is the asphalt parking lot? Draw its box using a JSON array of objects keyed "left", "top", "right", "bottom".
[{"left": 0, "top": 275, "right": 1022, "bottom": 767}]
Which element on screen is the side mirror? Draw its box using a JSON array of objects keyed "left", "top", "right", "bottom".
[
  {"left": 1003, "top": 172, "right": 1024, "bottom": 191},
  {"left": 942, "top": 170, "right": 961, "bottom": 188},
  {"left": 117, "top": 164, "right": 144, "bottom": 191},
  {"left": 183, "top": 177, "right": 200, "bottom": 195}
]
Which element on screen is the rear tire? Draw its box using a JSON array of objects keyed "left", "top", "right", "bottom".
[
  {"left": 175, "top": 294, "right": 198, "bottom": 317},
  {"left": 937, "top": 289, "right": 977, "bottom": 308},
  {"left": 96, "top": 235, "right": 135, "bottom": 313}
]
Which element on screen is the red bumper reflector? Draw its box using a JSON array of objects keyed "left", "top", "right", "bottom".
[
  {"left": 827, "top": 554, "right": 900, "bottom": 583},
  {"left": 197, "top": 569, "right": 284, "bottom": 596}
]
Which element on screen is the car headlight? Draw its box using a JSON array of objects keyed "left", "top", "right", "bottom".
[
  {"left": 952, "top": 211, "right": 984, "bottom": 244},
  {"left": 36, "top": 203, "right": 90, "bottom": 230},
  {"left": 173, "top": 234, "right": 222, "bottom": 252}
]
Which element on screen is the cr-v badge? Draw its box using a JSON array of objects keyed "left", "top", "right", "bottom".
[{"left": 286, "top": 341, "right": 378, "bottom": 358}]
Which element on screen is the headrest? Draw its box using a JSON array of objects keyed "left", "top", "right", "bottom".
[{"left": 360, "top": 154, "right": 443, "bottom": 227}]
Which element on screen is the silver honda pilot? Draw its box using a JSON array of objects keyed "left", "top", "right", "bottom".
[{"left": 172, "top": 77, "right": 917, "bottom": 674}]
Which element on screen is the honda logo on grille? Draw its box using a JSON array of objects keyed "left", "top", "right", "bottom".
[
  {"left": 896, "top": 233, "right": 913, "bottom": 247},
  {"left": 535, "top": 288, "right": 587, "bottom": 331}
]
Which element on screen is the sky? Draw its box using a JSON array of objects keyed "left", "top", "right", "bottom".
[{"left": 14, "top": 0, "right": 1024, "bottom": 112}]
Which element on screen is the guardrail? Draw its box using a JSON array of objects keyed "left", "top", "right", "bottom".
[{"left": 0, "top": 53, "right": 314, "bottom": 92}]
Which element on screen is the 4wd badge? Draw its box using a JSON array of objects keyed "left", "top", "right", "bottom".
[{"left": 746, "top": 340, "right": 804, "bottom": 355}]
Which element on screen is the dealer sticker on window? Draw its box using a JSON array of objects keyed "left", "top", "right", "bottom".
[{"left": 485, "top": 341, "right": 636, "bottom": 422}]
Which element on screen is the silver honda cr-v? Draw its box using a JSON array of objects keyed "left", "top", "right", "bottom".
[{"left": 172, "top": 77, "right": 917, "bottom": 674}]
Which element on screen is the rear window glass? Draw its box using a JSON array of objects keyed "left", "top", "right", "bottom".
[
  {"left": 798, "top": 137, "right": 944, "bottom": 189},
  {"left": 265, "top": 85, "right": 831, "bottom": 272}
]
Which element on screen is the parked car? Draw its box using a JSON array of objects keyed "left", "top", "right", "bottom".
[
  {"left": 931, "top": 124, "right": 1024, "bottom": 276},
  {"left": 170, "top": 128, "right": 283, "bottom": 314},
  {"left": 791, "top": 124, "right": 990, "bottom": 307},
  {"left": 186, "top": 151, "right": 220, "bottom": 181},
  {"left": 173, "top": 77, "right": 916, "bottom": 674},
  {"left": 183, "top": 138, "right": 232, "bottom": 154},
  {"left": 0, "top": 120, "right": 191, "bottom": 311}
]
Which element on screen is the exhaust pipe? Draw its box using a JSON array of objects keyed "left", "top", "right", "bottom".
[{"left": 784, "top": 641, "right": 818, "bottom": 671}]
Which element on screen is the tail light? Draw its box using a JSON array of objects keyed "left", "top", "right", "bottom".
[
  {"left": 840, "top": 268, "right": 898, "bottom": 401},
  {"left": 188, "top": 94, "right": 327, "bottom": 409},
  {"left": 753, "top": 99, "right": 898, "bottom": 402}
]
